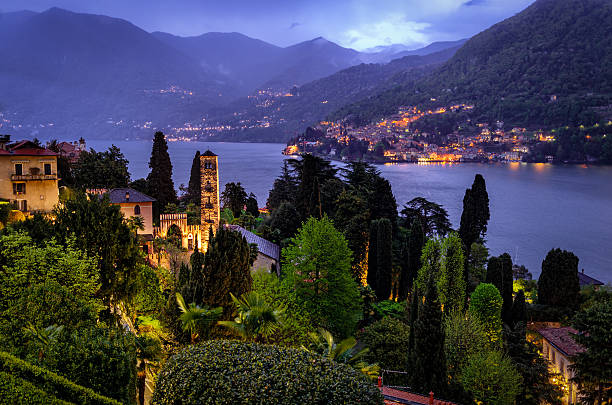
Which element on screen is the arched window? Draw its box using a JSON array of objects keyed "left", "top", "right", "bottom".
[{"left": 134, "top": 205, "right": 141, "bottom": 215}]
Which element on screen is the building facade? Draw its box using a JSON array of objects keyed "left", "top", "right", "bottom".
[
  {"left": 0, "top": 137, "right": 59, "bottom": 212},
  {"left": 539, "top": 327, "right": 585, "bottom": 404}
]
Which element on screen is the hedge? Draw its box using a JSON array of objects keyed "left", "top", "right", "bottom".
[
  {"left": 152, "top": 340, "right": 384, "bottom": 405},
  {"left": 0, "top": 371, "right": 74, "bottom": 405},
  {"left": 0, "top": 351, "right": 120, "bottom": 405}
]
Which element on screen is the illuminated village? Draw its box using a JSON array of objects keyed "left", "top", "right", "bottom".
[{"left": 284, "top": 104, "right": 558, "bottom": 163}]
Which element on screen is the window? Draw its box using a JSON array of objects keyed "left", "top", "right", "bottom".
[
  {"left": 14, "top": 164, "right": 22, "bottom": 175},
  {"left": 13, "top": 183, "right": 26, "bottom": 195},
  {"left": 134, "top": 205, "right": 141, "bottom": 215},
  {"left": 44, "top": 163, "right": 52, "bottom": 175}
]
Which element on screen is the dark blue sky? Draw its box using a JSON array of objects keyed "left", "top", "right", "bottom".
[{"left": 1, "top": 0, "right": 535, "bottom": 50}]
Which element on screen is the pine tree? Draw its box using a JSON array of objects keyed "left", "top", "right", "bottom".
[
  {"left": 408, "top": 274, "right": 447, "bottom": 396},
  {"left": 290, "top": 154, "right": 338, "bottom": 222},
  {"left": 375, "top": 218, "right": 393, "bottom": 300},
  {"left": 438, "top": 234, "right": 465, "bottom": 314},
  {"left": 537, "top": 248, "right": 580, "bottom": 309},
  {"left": 398, "top": 219, "right": 425, "bottom": 301},
  {"left": 186, "top": 151, "right": 201, "bottom": 206},
  {"left": 266, "top": 160, "right": 297, "bottom": 212},
  {"left": 146, "top": 132, "right": 177, "bottom": 211}
]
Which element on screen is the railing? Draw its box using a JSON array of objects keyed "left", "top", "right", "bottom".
[{"left": 11, "top": 173, "right": 57, "bottom": 181}]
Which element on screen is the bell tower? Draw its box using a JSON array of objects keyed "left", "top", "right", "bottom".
[{"left": 200, "top": 150, "right": 220, "bottom": 243}]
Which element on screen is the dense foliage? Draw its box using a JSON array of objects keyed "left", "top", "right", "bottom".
[
  {"left": 146, "top": 131, "right": 178, "bottom": 211},
  {"left": 73, "top": 146, "right": 130, "bottom": 189},
  {"left": 152, "top": 341, "right": 384, "bottom": 405},
  {"left": 538, "top": 248, "right": 580, "bottom": 309},
  {"left": 469, "top": 283, "right": 503, "bottom": 345}
]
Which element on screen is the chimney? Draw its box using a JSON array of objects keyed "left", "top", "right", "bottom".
[
  {"left": 0, "top": 135, "right": 11, "bottom": 151},
  {"left": 125, "top": 191, "right": 130, "bottom": 201}
]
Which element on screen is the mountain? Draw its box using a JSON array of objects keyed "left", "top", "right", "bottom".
[
  {"left": 0, "top": 7, "right": 234, "bottom": 139},
  {"left": 332, "top": 0, "right": 612, "bottom": 129},
  {"left": 153, "top": 33, "right": 364, "bottom": 94},
  {"left": 209, "top": 45, "right": 461, "bottom": 141},
  {"left": 361, "top": 39, "right": 468, "bottom": 63}
]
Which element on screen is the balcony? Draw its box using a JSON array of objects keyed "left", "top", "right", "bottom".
[{"left": 11, "top": 173, "right": 58, "bottom": 181}]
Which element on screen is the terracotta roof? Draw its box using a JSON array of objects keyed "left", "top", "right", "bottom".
[
  {"left": 3, "top": 140, "right": 58, "bottom": 156},
  {"left": 107, "top": 188, "right": 156, "bottom": 203},
  {"left": 578, "top": 271, "right": 604, "bottom": 287},
  {"left": 228, "top": 225, "right": 280, "bottom": 262},
  {"left": 539, "top": 327, "right": 586, "bottom": 357},
  {"left": 382, "top": 387, "right": 456, "bottom": 405}
]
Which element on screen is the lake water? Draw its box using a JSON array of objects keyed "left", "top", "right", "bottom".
[{"left": 88, "top": 140, "right": 612, "bottom": 284}]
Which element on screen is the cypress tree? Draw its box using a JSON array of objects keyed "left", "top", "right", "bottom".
[
  {"left": 367, "top": 220, "right": 379, "bottom": 293},
  {"left": 186, "top": 150, "right": 201, "bottom": 206},
  {"left": 438, "top": 234, "right": 466, "bottom": 314},
  {"left": 408, "top": 274, "right": 447, "bottom": 396},
  {"left": 510, "top": 290, "right": 527, "bottom": 329},
  {"left": 146, "top": 131, "right": 177, "bottom": 211},
  {"left": 486, "top": 253, "right": 514, "bottom": 324},
  {"left": 201, "top": 226, "right": 255, "bottom": 320},
  {"left": 398, "top": 219, "right": 425, "bottom": 301},
  {"left": 267, "top": 160, "right": 297, "bottom": 212},
  {"left": 375, "top": 218, "right": 393, "bottom": 300},
  {"left": 414, "top": 238, "right": 442, "bottom": 292},
  {"left": 459, "top": 174, "right": 490, "bottom": 284},
  {"left": 537, "top": 248, "right": 580, "bottom": 309}
]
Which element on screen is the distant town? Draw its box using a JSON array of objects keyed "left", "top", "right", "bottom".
[{"left": 283, "top": 104, "right": 561, "bottom": 164}]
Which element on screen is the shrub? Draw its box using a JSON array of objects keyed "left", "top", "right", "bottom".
[
  {"left": 0, "top": 371, "right": 73, "bottom": 405},
  {"left": 357, "top": 317, "right": 410, "bottom": 371},
  {"left": 0, "top": 351, "right": 120, "bottom": 405},
  {"left": 460, "top": 350, "right": 522, "bottom": 405},
  {"left": 152, "top": 340, "right": 384, "bottom": 405},
  {"left": 469, "top": 283, "right": 503, "bottom": 344}
]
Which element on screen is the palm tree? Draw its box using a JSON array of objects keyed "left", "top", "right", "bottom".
[
  {"left": 22, "top": 323, "right": 64, "bottom": 362},
  {"left": 176, "top": 292, "right": 222, "bottom": 343},
  {"left": 304, "top": 328, "right": 380, "bottom": 379},
  {"left": 218, "top": 291, "right": 283, "bottom": 342}
]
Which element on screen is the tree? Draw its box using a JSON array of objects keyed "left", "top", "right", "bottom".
[
  {"left": 218, "top": 291, "right": 283, "bottom": 342},
  {"left": 400, "top": 197, "right": 452, "bottom": 238},
  {"left": 414, "top": 238, "right": 442, "bottom": 292},
  {"left": 146, "top": 131, "right": 177, "bottom": 211},
  {"left": 185, "top": 151, "right": 201, "bottom": 206},
  {"left": 408, "top": 274, "right": 447, "bottom": 396},
  {"left": 267, "top": 201, "right": 301, "bottom": 244},
  {"left": 467, "top": 242, "right": 488, "bottom": 289},
  {"left": 460, "top": 350, "right": 522, "bottom": 405},
  {"left": 538, "top": 248, "right": 580, "bottom": 309},
  {"left": 469, "top": 283, "right": 503, "bottom": 345},
  {"left": 289, "top": 154, "right": 338, "bottom": 221},
  {"left": 53, "top": 192, "right": 142, "bottom": 312},
  {"left": 267, "top": 160, "right": 297, "bottom": 212},
  {"left": 368, "top": 176, "right": 397, "bottom": 229},
  {"left": 334, "top": 189, "right": 370, "bottom": 280},
  {"left": 245, "top": 193, "right": 259, "bottom": 217},
  {"left": 486, "top": 253, "right": 514, "bottom": 324},
  {"left": 368, "top": 219, "right": 393, "bottom": 300},
  {"left": 221, "top": 182, "right": 247, "bottom": 218},
  {"left": 201, "top": 226, "right": 255, "bottom": 320},
  {"left": 178, "top": 247, "right": 206, "bottom": 306},
  {"left": 458, "top": 174, "right": 490, "bottom": 284},
  {"left": 176, "top": 292, "right": 222, "bottom": 343},
  {"left": 282, "top": 216, "right": 362, "bottom": 338},
  {"left": 397, "top": 219, "right": 425, "bottom": 301},
  {"left": 444, "top": 311, "right": 489, "bottom": 387},
  {"left": 510, "top": 290, "right": 527, "bottom": 328},
  {"left": 358, "top": 317, "right": 411, "bottom": 373},
  {"left": 73, "top": 145, "right": 130, "bottom": 189},
  {"left": 438, "top": 234, "right": 465, "bottom": 314},
  {"left": 571, "top": 299, "right": 612, "bottom": 404}
]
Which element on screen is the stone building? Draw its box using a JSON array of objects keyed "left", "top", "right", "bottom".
[
  {"left": 154, "top": 149, "right": 220, "bottom": 252},
  {"left": 228, "top": 225, "right": 280, "bottom": 274}
]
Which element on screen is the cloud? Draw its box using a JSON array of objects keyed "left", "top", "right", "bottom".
[
  {"left": 340, "top": 14, "right": 431, "bottom": 50},
  {"left": 289, "top": 21, "right": 300, "bottom": 29}
]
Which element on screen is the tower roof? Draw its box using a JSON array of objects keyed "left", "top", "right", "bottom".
[{"left": 202, "top": 150, "right": 217, "bottom": 157}]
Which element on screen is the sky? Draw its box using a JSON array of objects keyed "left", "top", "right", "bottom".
[{"left": 1, "top": 0, "right": 535, "bottom": 50}]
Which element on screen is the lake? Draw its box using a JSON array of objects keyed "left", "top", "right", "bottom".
[{"left": 88, "top": 140, "right": 612, "bottom": 284}]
